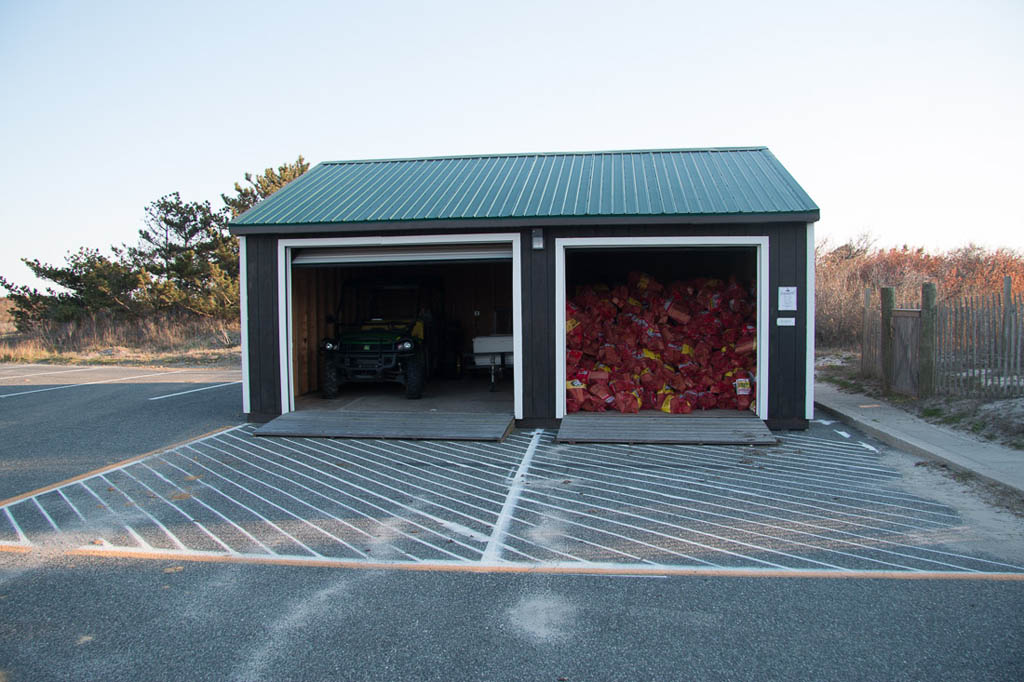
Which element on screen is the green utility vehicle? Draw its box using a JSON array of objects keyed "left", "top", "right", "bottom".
[{"left": 319, "top": 280, "right": 445, "bottom": 399}]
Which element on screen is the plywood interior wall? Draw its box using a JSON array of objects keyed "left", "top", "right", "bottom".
[{"left": 291, "top": 261, "right": 513, "bottom": 397}]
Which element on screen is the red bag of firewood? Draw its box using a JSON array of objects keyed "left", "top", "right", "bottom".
[
  {"left": 697, "top": 391, "right": 718, "bottom": 410},
  {"left": 610, "top": 377, "right": 636, "bottom": 394},
  {"left": 588, "top": 381, "right": 616, "bottom": 409},
  {"left": 614, "top": 390, "right": 642, "bottom": 413},
  {"left": 732, "top": 374, "right": 754, "bottom": 411},
  {"left": 638, "top": 368, "right": 659, "bottom": 391},
  {"left": 590, "top": 394, "right": 612, "bottom": 412},
  {"left": 566, "top": 301, "right": 590, "bottom": 349},
  {"left": 574, "top": 287, "right": 599, "bottom": 308},
  {"left": 667, "top": 371, "right": 689, "bottom": 392},
  {"left": 598, "top": 343, "right": 622, "bottom": 365},
  {"left": 567, "top": 326, "right": 583, "bottom": 350},
  {"left": 566, "top": 379, "right": 587, "bottom": 403},
  {"left": 572, "top": 368, "right": 590, "bottom": 383},
  {"left": 566, "top": 398, "right": 581, "bottom": 413},
  {"left": 639, "top": 348, "right": 662, "bottom": 363},
  {"left": 661, "top": 293, "right": 691, "bottom": 324},
  {"left": 610, "top": 285, "right": 631, "bottom": 309},
  {"left": 628, "top": 272, "right": 664, "bottom": 293},
  {"left": 654, "top": 388, "right": 691, "bottom": 414},
  {"left": 582, "top": 339, "right": 602, "bottom": 358},
  {"left": 642, "top": 326, "right": 666, "bottom": 351},
  {"left": 677, "top": 359, "right": 698, "bottom": 377},
  {"left": 567, "top": 349, "right": 584, "bottom": 369}
]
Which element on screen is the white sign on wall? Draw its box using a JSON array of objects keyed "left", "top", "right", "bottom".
[{"left": 778, "top": 286, "right": 798, "bottom": 311}]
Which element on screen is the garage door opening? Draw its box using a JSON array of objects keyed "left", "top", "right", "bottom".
[
  {"left": 290, "top": 258, "right": 514, "bottom": 412},
  {"left": 554, "top": 237, "right": 773, "bottom": 444},
  {"left": 259, "top": 234, "right": 523, "bottom": 440}
]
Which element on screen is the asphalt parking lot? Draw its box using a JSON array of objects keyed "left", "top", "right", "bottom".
[
  {"left": 2, "top": 374, "right": 1021, "bottom": 575},
  {"left": 0, "top": 363, "right": 243, "bottom": 499},
  {"left": 3, "top": 363, "right": 1024, "bottom": 682}
]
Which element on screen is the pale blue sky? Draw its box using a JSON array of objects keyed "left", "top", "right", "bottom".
[{"left": 2, "top": 0, "right": 1022, "bottom": 289}]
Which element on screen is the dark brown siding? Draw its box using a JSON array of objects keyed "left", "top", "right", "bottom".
[
  {"left": 520, "top": 231, "right": 554, "bottom": 420},
  {"left": 766, "top": 223, "right": 808, "bottom": 424},
  {"left": 245, "top": 235, "right": 280, "bottom": 420}
]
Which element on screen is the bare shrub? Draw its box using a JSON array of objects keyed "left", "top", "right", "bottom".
[{"left": 816, "top": 236, "right": 1024, "bottom": 350}]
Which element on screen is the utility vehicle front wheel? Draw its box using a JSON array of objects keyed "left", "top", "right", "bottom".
[
  {"left": 405, "top": 352, "right": 425, "bottom": 399},
  {"left": 322, "top": 356, "right": 340, "bottom": 399}
]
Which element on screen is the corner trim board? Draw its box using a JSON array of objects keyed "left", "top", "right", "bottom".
[{"left": 805, "top": 222, "right": 816, "bottom": 420}]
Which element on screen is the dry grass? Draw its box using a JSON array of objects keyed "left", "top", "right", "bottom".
[{"left": 0, "top": 311, "right": 240, "bottom": 367}]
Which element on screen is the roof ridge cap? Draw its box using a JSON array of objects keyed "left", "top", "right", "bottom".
[{"left": 321, "top": 147, "right": 770, "bottom": 166}]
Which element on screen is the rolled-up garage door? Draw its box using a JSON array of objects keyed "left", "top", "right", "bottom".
[{"left": 292, "top": 243, "right": 512, "bottom": 266}]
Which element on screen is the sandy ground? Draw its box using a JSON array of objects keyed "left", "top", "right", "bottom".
[{"left": 883, "top": 447, "right": 1024, "bottom": 566}]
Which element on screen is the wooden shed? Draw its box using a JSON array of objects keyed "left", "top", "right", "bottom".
[{"left": 229, "top": 147, "right": 819, "bottom": 443}]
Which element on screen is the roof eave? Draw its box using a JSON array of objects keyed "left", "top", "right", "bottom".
[{"left": 229, "top": 211, "right": 820, "bottom": 236}]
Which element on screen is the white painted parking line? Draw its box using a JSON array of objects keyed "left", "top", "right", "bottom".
[
  {"left": 148, "top": 381, "right": 242, "bottom": 401},
  {"left": 0, "top": 369, "right": 189, "bottom": 398},
  {"left": 4, "top": 424, "right": 1024, "bottom": 576},
  {"left": 859, "top": 442, "right": 879, "bottom": 453},
  {"left": 482, "top": 429, "right": 542, "bottom": 564},
  {"left": 4, "top": 507, "right": 30, "bottom": 545},
  {"left": 0, "top": 366, "right": 104, "bottom": 381},
  {"left": 834, "top": 430, "right": 851, "bottom": 439},
  {"left": 350, "top": 439, "right": 650, "bottom": 564}
]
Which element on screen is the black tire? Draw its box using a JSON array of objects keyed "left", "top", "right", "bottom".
[
  {"left": 405, "top": 352, "right": 426, "bottom": 399},
  {"left": 322, "top": 356, "right": 340, "bottom": 399}
]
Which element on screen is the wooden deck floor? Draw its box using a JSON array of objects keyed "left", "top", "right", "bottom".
[
  {"left": 556, "top": 413, "right": 777, "bottom": 445},
  {"left": 254, "top": 410, "right": 514, "bottom": 441}
]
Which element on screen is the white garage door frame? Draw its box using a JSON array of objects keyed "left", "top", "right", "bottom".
[
  {"left": 554, "top": 236, "right": 770, "bottom": 420},
  {"left": 273, "top": 233, "right": 524, "bottom": 419}
]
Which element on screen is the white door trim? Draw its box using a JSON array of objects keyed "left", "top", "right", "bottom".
[
  {"left": 239, "top": 236, "right": 251, "bottom": 414},
  {"left": 554, "top": 236, "right": 770, "bottom": 420},
  {"left": 276, "top": 233, "right": 523, "bottom": 419}
]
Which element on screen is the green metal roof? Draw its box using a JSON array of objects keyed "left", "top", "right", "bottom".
[{"left": 230, "top": 147, "right": 818, "bottom": 232}]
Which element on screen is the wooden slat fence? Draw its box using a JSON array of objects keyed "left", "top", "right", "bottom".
[
  {"left": 935, "top": 283, "right": 1023, "bottom": 399},
  {"left": 860, "top": 288, "right": 918, "bottom": 381},
  {"left": 862, "top": 277, "right": 1023, "bottom": 399},
  {"left": 861, "top": 289, "right": 882, "bottom": 379}
]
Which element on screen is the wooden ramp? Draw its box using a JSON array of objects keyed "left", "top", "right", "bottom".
[
  {"left": 254, "top": 410, "right": 514, "bottom": 442},
  {"left": 556, "top": 413, "right": 777, "bottom": 445}
]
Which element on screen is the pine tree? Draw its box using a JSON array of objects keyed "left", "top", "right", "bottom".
[{"left": 222, "top": 155, "right": 310, "bottom": 218}]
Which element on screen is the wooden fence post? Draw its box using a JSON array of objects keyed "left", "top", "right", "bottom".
[
  {"left": 881, "top": 287, "right": 895, "bottom": 393},
  {"left": 919, "top": 282, "right": 936, "bottom": 397},
  {"left": 861, "top": 288, "right": 872, "bottom": 376}
]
